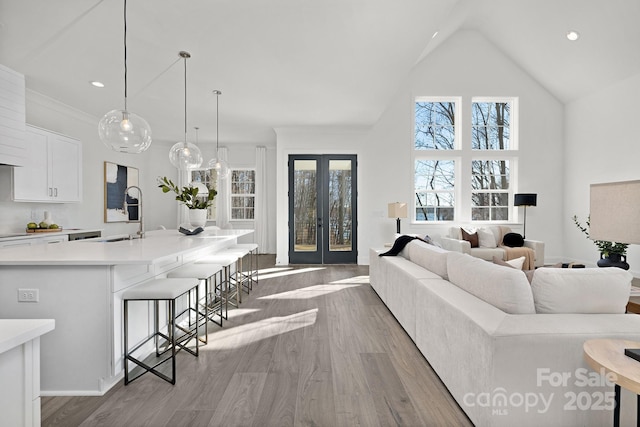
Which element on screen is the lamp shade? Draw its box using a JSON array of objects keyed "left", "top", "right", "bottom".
[
  {"left": 388, "top": 202, "right": 408, "bottom": 219},
  {"left": 589, "top": 180, "right": 640, "bottom": 244},
  {"left": 514, "top": 193, "right": 537, "bottom": 207}
]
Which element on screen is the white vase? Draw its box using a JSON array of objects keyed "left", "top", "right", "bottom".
[
  {"left": 41, "top": 211, "right": 54, "bottom": 227},
  {"left": 188, "top": 209, "right": 207, "bottom": 228}
]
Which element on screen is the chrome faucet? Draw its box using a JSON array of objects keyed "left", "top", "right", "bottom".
[{"left": 124, "top": 186, "right": 144, "bottom": 239}]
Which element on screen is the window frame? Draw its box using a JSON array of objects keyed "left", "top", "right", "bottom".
[
  {"left": 230, "top": 168, "right": 256, "bottom": 222},
  {"left": 411, "top": 96, "right": 519, "bottom": 224},
  {"left": 190, "top": 168, "right": 217, "bottom": 220}
]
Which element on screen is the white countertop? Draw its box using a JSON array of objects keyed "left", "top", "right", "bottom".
[
  {"left": 0, "top": 319, "right": 55, "bottom": 355},
  {"left": 0, "top": 228, "right": 253, "bottom": 266}
]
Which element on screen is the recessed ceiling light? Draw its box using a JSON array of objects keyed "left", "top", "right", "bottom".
[
  {"left": 566, "top": 30, "right": 580, "bottom": 41},
  {"left": 90, "top": 81, "right": 105, "bottom": 88}
]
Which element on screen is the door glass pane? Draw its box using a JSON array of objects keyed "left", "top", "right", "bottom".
[
  {"left": 293, "top": 160, "right": 317, "bottom": 252},
  {"left": 328, "top": 160, "right": 352, "bottom": 252}
]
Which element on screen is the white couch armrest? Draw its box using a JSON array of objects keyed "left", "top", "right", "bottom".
[
  {"left": 440, "top": 236, "right": 471, "bottom": 254},
  {"left": 524, "top": 239, "right": 545, "bottom": 267}
]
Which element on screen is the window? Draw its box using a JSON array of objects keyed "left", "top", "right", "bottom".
[
  {"left": 230, "top": 169, "right": 255, "bottom": 220},
  {"left": 413, "top": 97, "right": 517, "bottom": 223},
  {"left": 191, "top": 169, "right": 217, "bottom": 219},
  {"left": 415, "top": 159, "right": 455, "bottom": 220}
]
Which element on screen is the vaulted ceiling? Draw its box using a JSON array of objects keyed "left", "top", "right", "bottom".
[{"left": 1, "top": 0, "right": 639, "bottom": 145}]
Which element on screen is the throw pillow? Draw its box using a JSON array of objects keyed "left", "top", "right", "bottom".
[
  {"left": 493, "top": 256, "right": 536, "bottom": 283},
  {"left": 530, "top": 267, "right": 633, "bottom": 314},
  {"left": 503, "top": 232, "right": 524, "bottom": 247},
  {"left": 492, "top": 255, "right": 525, "bottom": 270},
  {"left": 477, "top": 228, "right": 497, "bottom": 248},
  {"left": 461, "top": 228, "right": 479, "bottom": 248}
]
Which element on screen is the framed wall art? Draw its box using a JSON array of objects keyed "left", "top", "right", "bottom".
[{"left": 104, "top": 161, "right": 140, "bottom": 222}]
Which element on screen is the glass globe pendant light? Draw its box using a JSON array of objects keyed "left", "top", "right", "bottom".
[
  {"left": 98, "top": 0, "right": 152, "bottom": 153},
  {"left": 168, "top": 51, "right": 203, "bottom": 170},
  {"left": 206, "top": 90, "right": 230, "bottom": 179}
]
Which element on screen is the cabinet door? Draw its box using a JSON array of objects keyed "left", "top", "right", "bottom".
[
  {"left": 0, "top": 239, "right": 33, "bottom": 248},
  {"left": 12, "top": 126, "right": 49, "bottom": 201},
  {"left": 50, "top": 135, "right": 82, "bottom": 202},
  {"left": 12, "top": 126, "right": 82, "bottom": 203}
]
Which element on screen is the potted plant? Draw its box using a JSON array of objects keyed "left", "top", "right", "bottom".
[
  {"left": 572, "top": 215, "right": 629, "bottom": 269},
  {"left": 158, "top": 176, "right": 217, "bottom": 227}
]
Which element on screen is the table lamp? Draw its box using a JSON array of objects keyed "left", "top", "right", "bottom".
[
  {"left": 514, "top": 193, "right": 537, "bottom": 238},
  {"left": 388, "top": 202, "right": 408, "bottom": 234},
  {"left": 589, "top": 180, "right": 640, "bottom": 362}
]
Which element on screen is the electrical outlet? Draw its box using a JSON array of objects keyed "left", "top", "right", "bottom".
[{"left": 18, "top": 288, "right": 39, "bottom": 302}]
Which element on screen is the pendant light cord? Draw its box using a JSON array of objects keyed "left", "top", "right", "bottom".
[
  {"left": 184, "top": 55, "right": 187, "bottom": 143},
  {"left": 214, "top": 90, "right": 222, "bottom": 156},
  {"left": 123, "top": 0, "right": 128, "bottom": 111}
]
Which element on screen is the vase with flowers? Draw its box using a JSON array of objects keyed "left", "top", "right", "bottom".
[
  {"left": 572, "top": 215, "right": 629, "bottom": 270},
  {"left": 158, "top": 176, "right": 217, "bottom": 227}
]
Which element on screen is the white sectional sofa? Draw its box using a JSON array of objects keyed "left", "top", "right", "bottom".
[{"left": 369, "top": 240, "right": 640, "bottom": 427}]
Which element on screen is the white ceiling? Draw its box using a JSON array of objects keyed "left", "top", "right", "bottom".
[{"left": 1, "top": 0, "right": 639, "bottom": 145}]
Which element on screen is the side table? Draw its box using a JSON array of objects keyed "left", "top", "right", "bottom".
[{"left": 584, "top": 339, "right": 640, "bottom": 427}]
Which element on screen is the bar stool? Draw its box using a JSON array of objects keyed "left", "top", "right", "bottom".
[
  {"left": 228, "top": 243, "right": 259, "bottom": 291},
  {"left": 196, "top": 253, "right": 242, "bottom": 311},
  {"left": 167, "top": 263, "right": 224, "bottom": 343},
  {"left": 123, "top": 277, "right": 201, "bottom": 385}
]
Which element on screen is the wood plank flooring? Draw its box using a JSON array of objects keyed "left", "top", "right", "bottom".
[{"left": 41, "top": 256, "right": 473, "bottom": 427}]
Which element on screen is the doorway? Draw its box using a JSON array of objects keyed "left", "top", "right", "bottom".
[{"left": 288, "top": 154, "right": 357, "bottom": 264}]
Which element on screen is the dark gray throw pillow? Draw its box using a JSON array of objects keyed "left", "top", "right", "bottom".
[{"left": 503, "top": 232, "right": 524, "bottom": 247}]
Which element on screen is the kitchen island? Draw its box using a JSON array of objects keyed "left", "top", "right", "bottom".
[{"left": 0, "top": 228, "right": 252, "bottom": 395}]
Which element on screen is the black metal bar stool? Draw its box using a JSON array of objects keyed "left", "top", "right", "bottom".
[
  {"left": 196, "top": 252, "right": 242, "bottom": 310},
  {"left": 122, "top": 277, "right": 200, "bottom": 385},
  {"left": 167, "top": 263, "right": 224, "bottom": 343},
  {"left": 228, "top": 243, "right": 259, "bottom": 291}
]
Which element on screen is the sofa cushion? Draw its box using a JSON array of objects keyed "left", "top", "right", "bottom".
[
  {"left": 406, "top": 240, "right": 450, "bottom": 280},
  {"left": 477, "top": 228, "right": 498, "bottom": 248},
  {"left": 447, "top": 252, "right": 535, "bottom": 314},
  {"left": 461, "top": 228, "right": 479, "bottom": 248},
  {"left": 530, "top": 267, "right": 632, "bottom": 314}
]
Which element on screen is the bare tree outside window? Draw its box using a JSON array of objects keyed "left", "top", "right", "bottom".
[
  {"left": 413, "top": 98, "right": 516, "bottom": 222},
  {"left": 415, "top": 102, "right": 456, "bottom": 150}
]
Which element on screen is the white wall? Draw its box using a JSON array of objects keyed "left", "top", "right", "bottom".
[
  {"left": 0, "top": 90, "right": 278, "bottom": 252},
  {"left": 564, "top": 72, "right": 640, "bottom": 276},
  {"left": 360, "top": 30, "right": 565, "bottom": 264}
]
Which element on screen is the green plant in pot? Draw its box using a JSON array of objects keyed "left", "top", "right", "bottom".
[
  {"left": 158, "top": 176, "right": 217, "bottom": 227},
  {"left": 572, "top": 215, "right": 629, "bottom": 270}
]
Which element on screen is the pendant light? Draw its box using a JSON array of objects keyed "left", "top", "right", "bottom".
[
  {"left": 169, "top": 51, "right": 203, "bottom": 170},
  {"left": 98, "top": 0, "right": 152, "bottom": 153},
  {"left": 190, "top": 127, "right": 209, "bottom": 195},
  {"left": 206, "top": 90, "right": 230, "bottom": 179}
]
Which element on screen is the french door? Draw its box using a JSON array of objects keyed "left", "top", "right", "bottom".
[{"left": 288, "top": 154, "right": 357, "bottom": 264}]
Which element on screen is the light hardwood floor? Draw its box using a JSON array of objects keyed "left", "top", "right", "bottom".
[{"left": 42, "top": 256, "right": 472, "bottom": 427}]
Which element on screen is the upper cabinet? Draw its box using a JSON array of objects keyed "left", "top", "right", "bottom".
[
  {"left": 0, "top": 64, "right": 26, "bottom": 166},
  {"left": 12, "top": 125, "right": 82, "bottom": 203}
]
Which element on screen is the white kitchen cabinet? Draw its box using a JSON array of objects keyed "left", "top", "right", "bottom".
[
  {"left": 0, "top": 238, "right": 32, "bottom": 249},
  {"left": 12, "top": 125, "right": 82, "bottom": 202},
  {"left": 0, "top": 234, "right": 68, "bottom": 248},
  {"left": 0, "top": 64, "right": 26, "bottom": 167}
]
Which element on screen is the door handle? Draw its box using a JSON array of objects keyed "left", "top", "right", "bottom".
[
  {"left": 54, "top": 187, "right": 58, "bottom": 197},
  {"left": 49, "top": 187, "right": 53, "bottom": 197},
  {"left": 317, "top": 218, "right": 322, "bottom": 228}
]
